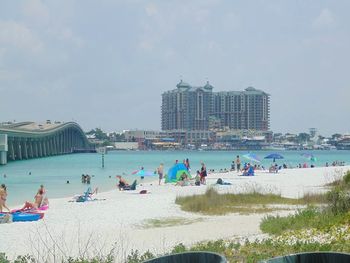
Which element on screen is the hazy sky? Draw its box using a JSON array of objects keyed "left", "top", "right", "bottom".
[{"left": 0, "top": 0, "right": 349, "bottom": 136}]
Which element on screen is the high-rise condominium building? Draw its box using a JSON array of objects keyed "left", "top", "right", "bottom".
[{"left": 161, "top": 81, "right": 270, "bottom": 131}]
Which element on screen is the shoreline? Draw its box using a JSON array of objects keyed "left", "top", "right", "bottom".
[
  {"left": 1, "top": 166, "right": 349, "bottom": 261},
  {"left": 6, "top": 164, "right": 348, "bottom": 208}
]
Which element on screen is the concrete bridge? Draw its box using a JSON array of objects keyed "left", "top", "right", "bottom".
[{"left": 0, "top": 122, "right": 93, "bottom": 165}]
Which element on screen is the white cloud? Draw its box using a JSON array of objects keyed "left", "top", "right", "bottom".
[
  {"left": 139, "top": 39, "right": 154, "bottom": 51},
  {"left": 0, "top": 21, "right": 43, "bottom": 52},
  {"left": 312, "top": 8, "right": 336, "bottom": 29},
  {"left": 22, "top": 0, "right": 50, "bottom": 23},
  {"left": 194, "top": 9, "right": 210, "bottom": 23},
  {"left": 145, "top": 3, "right": 158, "bottom": 17},
  {"left": 222, "top": 12, "right": 240, "bottom": 31},
  {"left": 0, "top": 69, "right": 22, "bottom": 81},
  {"left": 58, "top": 28, "right": 84, "bottom": 48}
]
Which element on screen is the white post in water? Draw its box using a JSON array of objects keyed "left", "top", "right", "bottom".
[{"left": 0, "top": 134, "right": 8, "bottom": 165}]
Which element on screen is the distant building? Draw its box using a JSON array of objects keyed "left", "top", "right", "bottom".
[
  {"left": 124, "top": 130, "right": 160, "bottom": 141},
  {"left": 161, "top": 81, "right": 270, "bottom": 131},
  {"left": 161, "top": 80, "right": 213, "bottom": 131},
  {"left": 213, "top": 87, "right": 270, "bottom": 130}
]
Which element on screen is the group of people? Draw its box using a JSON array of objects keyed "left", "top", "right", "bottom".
[
  {"left": 175, "top": 161, "right": 207, "bottom": 187},
  {"left": 0, "top": 184, "right": 49, "bottom": 213},
  {"left": 326, "top": 161, "right": 346, "bottom": 167},
  {"left": 81, "top": 174, "right": 92, "bottom": 184}
]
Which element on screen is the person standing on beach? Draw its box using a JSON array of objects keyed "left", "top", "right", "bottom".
[
  {"left": 185, "top": 158, "right": 190, "bottom": 171},
  {"left": 236, "top": 155, "right": 241, "bottom": 172},
  {"left": 0, "top": 184, "right": 10, "bottom": 212},
  {"left": 200, "top": 162, "right": 207, "bottom": 184},
  {"left": 157, "top": 163, "right": 164, "bottom": 185}
]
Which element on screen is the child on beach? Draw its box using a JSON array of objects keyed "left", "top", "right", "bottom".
[
  {"left": 195, "top": 171, "right": 201, "bottom": 186},
  {"left": 236, "top": 155, "right": 241, "bottom": 172}
]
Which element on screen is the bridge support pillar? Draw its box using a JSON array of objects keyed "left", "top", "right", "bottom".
[
  {"left": 8, "top": 138, "right": 15, "bottom": 161},
  {"left": 22, "top": 140, "right": 28, "bottom": 159},
  {"left": 15, "top": 139, "right": 22, "bottom": 160},
  {"left": 0, "top": 134, "right": 8, "bottom": 165}
]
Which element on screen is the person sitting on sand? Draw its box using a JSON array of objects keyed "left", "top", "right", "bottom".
[
  {"left": 116, "top": 175, "right": 129, "bottom": 190},
  {"left": 0, "top": 184, "right": 10, "bottom": 212},
  {"left": 21, "top": 189, "right": 48, "bottom": 211},
  {"left": 269, "top": 164, "right": 277, "bottom": 173},
  {"left": 175, "top": 172, "right": 190, "bottom": 186},
  {"left": 194, "top": 171, "right": 201, "bottom": 186}
]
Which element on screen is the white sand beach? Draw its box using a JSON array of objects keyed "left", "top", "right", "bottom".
[{"left": 0, "top": 166, "right": 349, "bottom": 262}]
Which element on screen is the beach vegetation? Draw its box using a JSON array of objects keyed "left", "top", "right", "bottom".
[
  {"left": 171, "top": 235, "right": 350, "bottom": 263},
  {"left": 139, "top": 217, "right": 203, "bottom": 229},
  {"left": 261, "top": 170, "right": 350, "bottom": 235},
  {"left": 175, "top": 188, "right": 326, "bottom": 215},
  {"left": 260, "top": 207, "right": 350, "bottom": 235}
]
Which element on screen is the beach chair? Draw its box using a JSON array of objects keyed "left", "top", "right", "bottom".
[{"left": 76, "top": 187, "right": 93, "bottom": 202}]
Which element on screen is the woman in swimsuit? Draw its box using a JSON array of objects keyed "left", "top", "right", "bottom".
[{"left": 0, "top": 184, "right": 10, "bottom": 212}]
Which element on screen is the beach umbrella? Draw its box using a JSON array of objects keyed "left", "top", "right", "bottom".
[
  {"left": 242, "top": 153, "right": 261, "bottom": 163},
  {"left": 166, "top": 163, "right": 191, "bottom": 183},
  {"left": 132, "top": 170, "right": 155, "bottom": 177},
  {"left": 301, "top": 153, "right": 317, "bottom": 162},
  {"left": 264, "top": 153, "right": 284, "bottom": 163}
]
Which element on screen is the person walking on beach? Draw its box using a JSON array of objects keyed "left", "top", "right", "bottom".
[
  {"left": 236, "top": 155, "right": 241, "bottom": 172},
  {"left": 157, "top": 163, "right": 164, "bottom": 185}
]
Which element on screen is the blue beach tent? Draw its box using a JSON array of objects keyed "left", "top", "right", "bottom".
[{"left": 166, "top": 163, "right": 191, "bottom": 183}]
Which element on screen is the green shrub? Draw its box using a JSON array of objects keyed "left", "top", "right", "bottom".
[
  {"left": 0, "top": 253, "right": 9, "bottom": 263},
  {"left": 344, "top": 170, "right": 350, "bottom": 185},
  {"left": 125, "top": 249, "right": 155, "bottom": 263},
  {"left": 327, "top": 187, "right": 350, "bottom": 215}
]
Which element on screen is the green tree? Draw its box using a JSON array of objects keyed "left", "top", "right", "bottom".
[{"left": 86, "top": 128, "right": 108, "bottom": 140}]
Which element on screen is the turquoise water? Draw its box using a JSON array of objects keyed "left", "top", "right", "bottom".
[{"left": 0, "top": 150, "right": 349, "bottom": 206}]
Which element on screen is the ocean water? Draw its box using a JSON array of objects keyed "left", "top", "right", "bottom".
[{"left": 0, "top": 150, "right": 349, "bottom": 206}]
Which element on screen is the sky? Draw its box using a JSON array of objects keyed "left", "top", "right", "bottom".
[{"left": 0, "top": 0, "right": 349, "bottom": 136}]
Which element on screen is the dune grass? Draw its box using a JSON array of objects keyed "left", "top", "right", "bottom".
[
  {"left": 175, "top": 188, "right": 326, "bottom": 215},
  {"left": 140, "top": 217, "right": 203, "bottom": 229},
  {"left": 261, "top": 170, "right": 350, "bottom": 235},
  {"left": 260, "top": 207, "right": 350, "bottom": 235}
]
